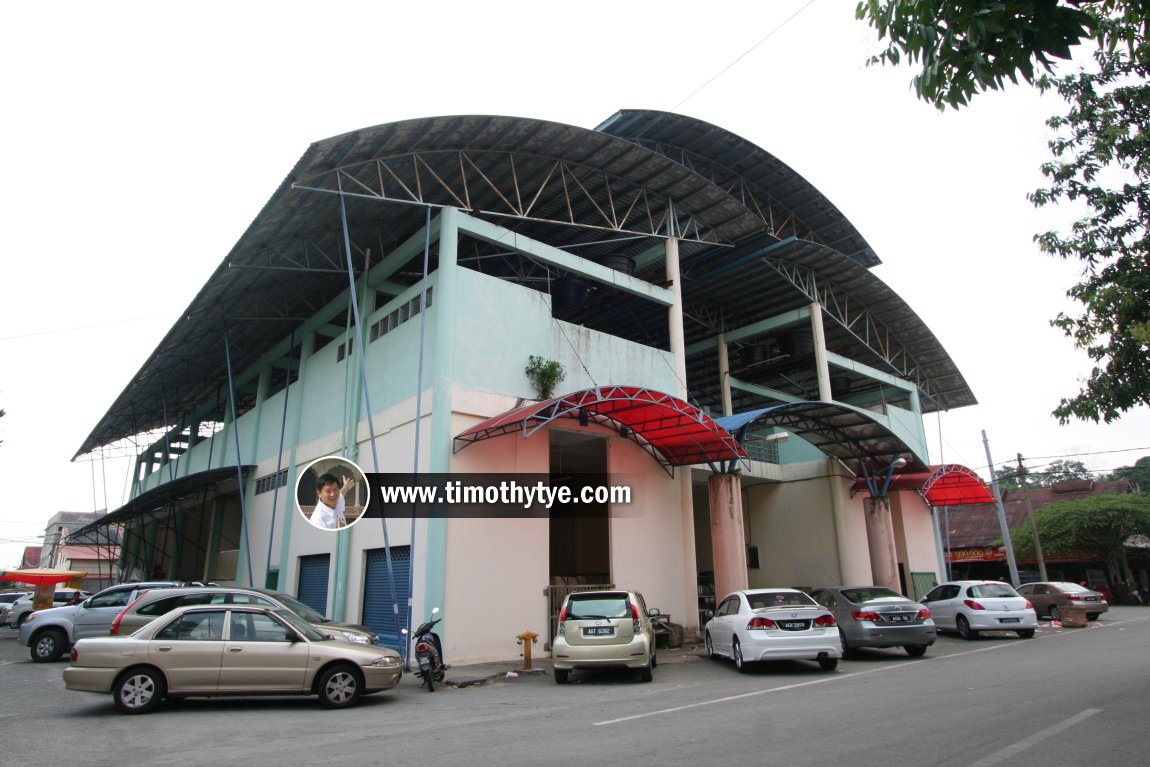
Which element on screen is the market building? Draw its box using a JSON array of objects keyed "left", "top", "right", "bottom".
[{"left": 72, "top": 111, "right": 977, "bottom": 663}]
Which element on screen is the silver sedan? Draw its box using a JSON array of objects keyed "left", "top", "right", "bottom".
[{"left": 811, "top": 586, "right": 936, "bottom": 657}]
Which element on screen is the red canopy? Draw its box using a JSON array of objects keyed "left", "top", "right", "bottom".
[
  {"left": 453, "top": 385, "right": 745, "bottom": 472},
  {"left": 0, "top": 568, "right": 87, "bottom": 587},
  {"left": 850, "top": 464, "right": 995, "bottom": 505}
]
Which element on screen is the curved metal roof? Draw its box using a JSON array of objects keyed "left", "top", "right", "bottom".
[
  {"left": 453, "top": 385, "right": 745, "bottom": 473},
  {"left": 716, "top": 403, "right": 928, "bottom": 469},
  {"left": 77, "top": 113, "right": 976, "bottom": 459}
]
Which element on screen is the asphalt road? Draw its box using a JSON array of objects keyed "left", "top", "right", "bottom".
[{"left": 3, "top": 607, "right": 1148, "bottom": 766}]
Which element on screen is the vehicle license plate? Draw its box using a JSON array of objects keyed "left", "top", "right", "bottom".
[
  {"left": 999, "top": 617, "right": 1020, "bottom": 624},
  {"left": 887, "top": 614, "right": 911, "bottom": 623},
  {"left": 582, "top": 626, "right": 615, "bottom": 637},
  {"left": 1085, "top": 596, "right": 1099, "bottom": 602},
  {"left": 780, "top": 620, "right": 809, "bottom": 631}
]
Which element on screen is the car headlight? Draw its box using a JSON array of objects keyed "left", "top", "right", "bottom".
[
  {"left": 22, "top": 613, "right": 38, "bottom": 625},
  {"left": 341, "top": 631, "right": 370, "bottom": 644},
  {"left": 368, "top": 656, "right": 400, "bottom": 667}
]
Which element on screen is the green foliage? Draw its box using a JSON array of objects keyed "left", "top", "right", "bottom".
[
  {"left": 857, "top": 1, "right": 1150, "bottom": 423},
  {"left": 1030, "top": 49, "right": 1150, "bottom": 423},
  {"left": 524, "top": 356, "right": 566, "bottom": 400},
  {"left": 1108, "top": 455, "right": 1150, "bottom": 487},
  {"left": 1007, "top": 491, "right": 1150, "bottom": 561},
  {"left": 996, "top": 458, "right": 1093, "bottom": 490},
  {"left": 856, "top": 0, "right": 1095, "bottom": 110}
]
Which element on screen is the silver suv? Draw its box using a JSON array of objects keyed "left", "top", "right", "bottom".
[{"left": 18, "top": 582, "right": 187, "bottom": 662}]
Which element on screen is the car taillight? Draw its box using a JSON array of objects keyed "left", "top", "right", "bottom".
[
  {"left": 112, "top": 593, "right": 148, "bottom": 636},
  {"left": 917, "top": 608, "right": 932, "bottom": 620},
  {"left": 814, "top": 614, "right": 836, "bottom": 627},
  {"left": 851, "top": 610, "right": 880, "bottom": 622},
  {"left": 558, "top": 606, "right": 568, "bottom": 622},
  {"left": 964, "top": 599, "right": 986, "bottom": 610},
  {"left": 70, "top": 648, "right": 78, "bottom": 663},
  {"left": 415, "top": 641, "right": 431, "bottom": 653},
  {"left": 747, "top": 616, "right": 776, "bottom": 630},
  {"left": 630, "top": 604, "right": 640, "bottom": 620},
  {"left": 1067, "top": 594, "right": 1083, "bottom": 602},
  {"left": 1024, "top": 600, "right": 1034, "bottom": 609}
]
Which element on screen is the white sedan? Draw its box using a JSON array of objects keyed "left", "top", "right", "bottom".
[
  {"left": 704, "top": 589, "right": 841, "bottom": 672},
  {"left": 920, "top": 580, "right": 1038, "bottom": 640}
]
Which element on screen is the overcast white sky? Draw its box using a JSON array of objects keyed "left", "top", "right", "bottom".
[{"left": 2, "top": 1, "right": 1148, "bottom": 569}]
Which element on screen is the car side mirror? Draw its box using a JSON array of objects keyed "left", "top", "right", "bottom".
[
  {"left": 705, "top": 610, "right": 715, "bottom": 620},
  {"left": 647, "top": 608, "right": 660, "bottom": 618}
]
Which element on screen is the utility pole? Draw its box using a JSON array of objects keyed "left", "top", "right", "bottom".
[
  {"left": 1017, "top": 453, "right": 1048, "bottom": 581},
  {"left": 982, "top": 430, "right": 1021, "bottom": 587}
]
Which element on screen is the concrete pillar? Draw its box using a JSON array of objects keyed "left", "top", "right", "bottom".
[
  {"left": 864, "top": 495, "right": 900, "bottom": 593},
  {"left": 426, "top": 207, "right": 460, "bottom": 619},
  {"left": 717, "top": 333, "right": 733, "bottom": 417},
  {"left": 708, "top": 473, "right": 748, "bottom": 601},
  {"left": 810, "top": 302, "right": 832, "bottom": 402}
]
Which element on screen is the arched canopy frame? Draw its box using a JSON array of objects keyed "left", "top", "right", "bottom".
[{"left": 453, "top": 385, "right": 746, "bottom": 476}]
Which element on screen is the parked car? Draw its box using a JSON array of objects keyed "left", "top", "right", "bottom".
[
  {"left": 0, "top": 592, "right": 31, "bottom": 624},
  {"left": 811, "top": 586, "right": 936, "bottom": 657},
  {"left": 64, "top": 604, "right": 403, "bottom": 713},
  {"left": 704, "top": 588, "right": 840, "bottom": 672},
  {"left": 551, "top": 589, "right": 658, "bottom": 683},
  {"left": 1016, "top": 581, "right": 1109, "bottom": 621},
  {"left": 6, "top": 589, "right": 89, "bottom": 628},
  {"left": 112, "top": 586, "right": 380, "bottom": 644},
  {"left": 920, "top": 580, "right": 1038, "bottom": 640},
  {"left": 18, "top": 582, "right": 187, "bottom": 662}
]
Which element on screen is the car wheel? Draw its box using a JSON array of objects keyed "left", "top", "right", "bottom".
[
  {"left": 1016, "top": 629, "right": 1035, "bottom": 639},
  {"left": 114, "top": 667, "right": 166, "bottom": 714},
  {"left": 30, "top": 629, "right": 67, "bottom": 663},
  {"left": 839, "top": 629, "right": 855, "bottom": 658},
  {"left": 317, "top": 664, "right": 363, "bottom": 708},
  {"left": 904, "top": 645, "right": 927, "bottom": 657},
  {"left": 15, "top": 612, "right": 28, "bottom": 627},
  {"left": 1049, "top": 605, "right": 1061, "bottom": 622},
  {"left": 554, "top": 668, "right": 569, "bottom": 684},
  {"left": 704, "top": 632, "right": 717, "bottom": 660},
  {"left": 733, "top": 639, "right": 749, "bottom": 673},
  {"left": 956, "top": 614, "right": 977, "bottom": 640},
  {"left": 651, "top": 651, "right": 657, "bottom": 669},
  {"left": 1087, "top": 613, "right": 1100, "bottom": 621},
  {"left": 639, "top": 663, "right": 653, "bottom": 683},
  {"left": 818, "top": 656, "right": 838, "bottom": 671}
]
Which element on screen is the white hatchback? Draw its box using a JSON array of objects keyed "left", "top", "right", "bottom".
[{"left": 920, "top": 580, "right": 1038, "bottom": 640}]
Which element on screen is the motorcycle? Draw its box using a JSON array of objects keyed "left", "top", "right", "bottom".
[{"left": 408, "top": 607, "right": 446, "bottom": 692}]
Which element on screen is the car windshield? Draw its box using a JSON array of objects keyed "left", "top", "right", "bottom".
[
  {"left": 748, "top": 591, "right": 817, "bottom": 609},
  {"left": 841, "top": 587, "right": 904, "bottom": 603},
  {"left": 272, "top": 609, "right": 329, "bottom": 641},
  {"left": 566, "top": 594, "right": 629, "bottom": 619},
  {"left": 969, "top": 583, "right": 1019, "bottom": 598},
  {"left": 262, "top": 591, "right": 327, "bottom": 623}
]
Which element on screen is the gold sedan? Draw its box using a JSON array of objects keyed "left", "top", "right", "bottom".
[{"left": 64, "top": 604, "right": 402, "bottom": 714}]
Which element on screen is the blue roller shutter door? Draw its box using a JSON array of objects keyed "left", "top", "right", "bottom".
[
  {"left": 363, "top": 546, "right": 411, "bottom": 651},
  {"left": 297, "top": 554, "right": 330, "bottom": 616}
]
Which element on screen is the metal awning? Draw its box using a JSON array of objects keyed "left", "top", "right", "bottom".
[
  {"left": 70, "top": 467, "right": 253, "bottom": 537},
  {"left": 715, "top": 402, "right": 927, "bottom": 469},
  {"left": 453, "top": 385, "right": 745, "bottom": 473},
  {"left": 849, "top": 464, "right": 995, "bottom": 505}
]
